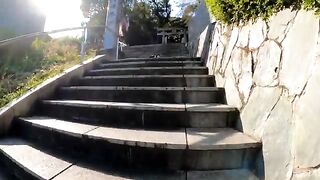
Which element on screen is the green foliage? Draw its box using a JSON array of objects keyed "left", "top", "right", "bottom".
[
  {"left": 81, "top": 0, "right": 108, "bottom": 47},
  {"left": 81, "top": 0, "right": 108, "bottom": 21},
  {"left": 124, "top": 1, "right": 158, "bottom": 45},
  {"left": 124, "top": 0, "right": 189, "bottom": 45},
  {"left": 81, "top": 0, "right": 190, "bottom": 45},
  {"left": 0, "top": 37, "right": 93, "bottom": 108},
  {"left": 0, "top": 28, "right": 17, "bottom": 41},
  {"left": 147, "top": 0, "right": 172, "bottom": 27},
  {"left": 205, "top": 0, "right": 320, "bottom": 24}
]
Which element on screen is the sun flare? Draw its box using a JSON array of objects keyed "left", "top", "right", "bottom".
[{"left": 32, "top": 0, "right": 84, "bottom": 37}]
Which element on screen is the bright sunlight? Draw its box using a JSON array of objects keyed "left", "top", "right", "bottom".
[{"left": 32, "top": 0, "right": 84, "bottom": 37}]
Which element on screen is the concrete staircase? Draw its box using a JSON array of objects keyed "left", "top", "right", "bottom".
[{"left": 0, "top": 46, "right": 261, "bottom": 179}]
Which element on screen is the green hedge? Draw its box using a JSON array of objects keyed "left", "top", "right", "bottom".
[{"left": 205, "top": 0, "right": 320, "bottom": 24}]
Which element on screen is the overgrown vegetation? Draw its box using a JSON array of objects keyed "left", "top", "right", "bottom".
[
  {"left": 0, "top": 37, "right": 94, "bottom": 108},
  {"left": 205, "top": 0, "right": 320, "bottom": 24}
]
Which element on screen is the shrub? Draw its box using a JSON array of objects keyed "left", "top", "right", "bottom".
[
  {"left": 205, "top": 0, "right": 320, "bottom": 24},
  {"left": 0, "top": 37, "right": 94, "bottom": 108}
]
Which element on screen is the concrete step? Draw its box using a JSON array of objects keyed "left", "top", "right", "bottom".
[
  {"left": 39, "top": 100, "right": 237, "bottom": 129},
  {"left": 0, "top": 138, "right": 72, "bottom": 180},
  {"left": 97, "top": 61, "right": 202, "bottom": 69},
  {"left": 53, "top": 165, "right": 185, "bottom": 180},
  {"left": 121, "top": 44, "right": 189, "bottom": 58},
  {"left": 0, "top": 138, "right": 186, "bottom": 179},
  {"left": 0, "top": 138, "right": 258, "bottom": 179},
  {"left": 102, "top": 57, "right": 201, "bottom": 64},
  {"left": 58, "top": 86, "right": 225, "bottom": 104},
  {"left": 78, "top": 75, "right": 215, "bottom": 87},
  {"left": 188, "top": 169, "right": 259, "bottom": 180},
  {"left": 14, "top": 117, "right": 261, "bottom": 171},
  {"left": 86, "top": 67, "right": 208, "bottom": 76}
]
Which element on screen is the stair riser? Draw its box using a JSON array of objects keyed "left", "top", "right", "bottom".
[
  {"left": 39, "top": 104, "right": 235, "bottom": 129},
  {"left": 15, "top": 120, "right": 260, "bottom": 171},
  {"left": 86, "top": 69, "right": 208, "bottom": 76},
  {"left": 101, "top": 58, "right": 201, "bottom": 64},
  {"left": 96, "top": 62, "right": 202, "bottom": 69},
  {"left": 58, "top": 89, "right": 225, "bottom": 104},
  {"left": 78, "top": 77, "right": 215, "bottom": 87},
  {"left": 0, "top": 163, "right": 17, "bottom": 180},
  {"left": 120, "top": 46, "right": 188, "bottom": 58},
  {"left": 122, "top": 52, "right": 189, "bottom": 59}
]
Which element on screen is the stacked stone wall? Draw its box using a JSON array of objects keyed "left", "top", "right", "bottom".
[{"left": 191, "top": 9, "right": 320, "bottom": 179}]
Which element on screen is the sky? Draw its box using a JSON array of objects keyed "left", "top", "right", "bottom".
[
  {"left": 32, "top": 0, "right": 84, "bottom": 37},
  {"left": 171, "top": 0, "right": 197, "bottom": 17},
  {"left": 31, "top": 0, "right": 196, "bottom": 38}
]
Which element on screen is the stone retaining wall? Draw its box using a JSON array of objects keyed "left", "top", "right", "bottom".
[{"left": 191, "top": 8, "right": 320, "bottom": 180}]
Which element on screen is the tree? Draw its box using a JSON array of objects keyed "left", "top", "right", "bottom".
[
  {"left": 81, "top": 0, "right": 191, "bottom": 45},
  {"left": 147, "top": 0, "right": 172, "bottom": 27},
  {"left": 81, "top": 0, "right": 108, "bottom": 47},
  {"left": 124, "top": 1, "right": 158, "bottom": 45},
  {"left": 81, "top": 0, "right": 108, "bottom": 24}
]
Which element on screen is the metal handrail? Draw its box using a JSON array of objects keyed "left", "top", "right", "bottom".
[
  {"left": 0, "top": 25, "right": 122, "bottom": 60},
  {"left": 0, "top": 25, "right": 116, "bottom": 48}
]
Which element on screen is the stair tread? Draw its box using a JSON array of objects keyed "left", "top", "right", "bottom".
[
  {"left": 87, "top": 126, "right": 187, "bottom": 149},
  {"left": 0, "top": 138, "right": 185, "bottom": 180},
  {"left": 20, "top": 117, "right": 186, "bottom": 149},
  {"left": 53, "top": 165, "right": 186, "bottom": 180},
  {"left": 19, "top": 117, "right": 260, "bottom": 150},
  {"left": 21, "top": 116, "right": 97, "bottom": 137},
  {"left": 186, "top": 128, "right": 260, "bottom": 150},
  {"left": 56, "top": 167, "right": 258, "bottom": 180},
  {"left": 105, "top": 56, "right": 200, "bottom": 63},
  {"left": 42, "top": 100, "right": 236, "bottom": 112},
  {"left": 0, "top": 138, "right": 72, "bottom": 180},
  {"left": 79, "top": 75, "right": 215, "bottom": 87},
  {"left": 186, "top": 104, "right": 235, "bottom": 112},
  {"left": 90, "top": 66, "right": 206, "bottom": 72},
  {"left": 82, "top": 74, "right": 214, "bottom": 79},
  {"left": 0, "top": 137, "right": 257, "bottom": 179},
  {"left": 187, "top": 169, "right": 259, "bottom": 180},
  {"left": 61, "top": 86, "right": 223, "bottom": 91},
  {"left": 53, "top": 165, "right": 128, "bottom": 180},
  {"left": 99, "top": 60, "right": 201, "bottom": 67},
  {"left": 42, "top": 100, "right": 187, "bottom": 111}
]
